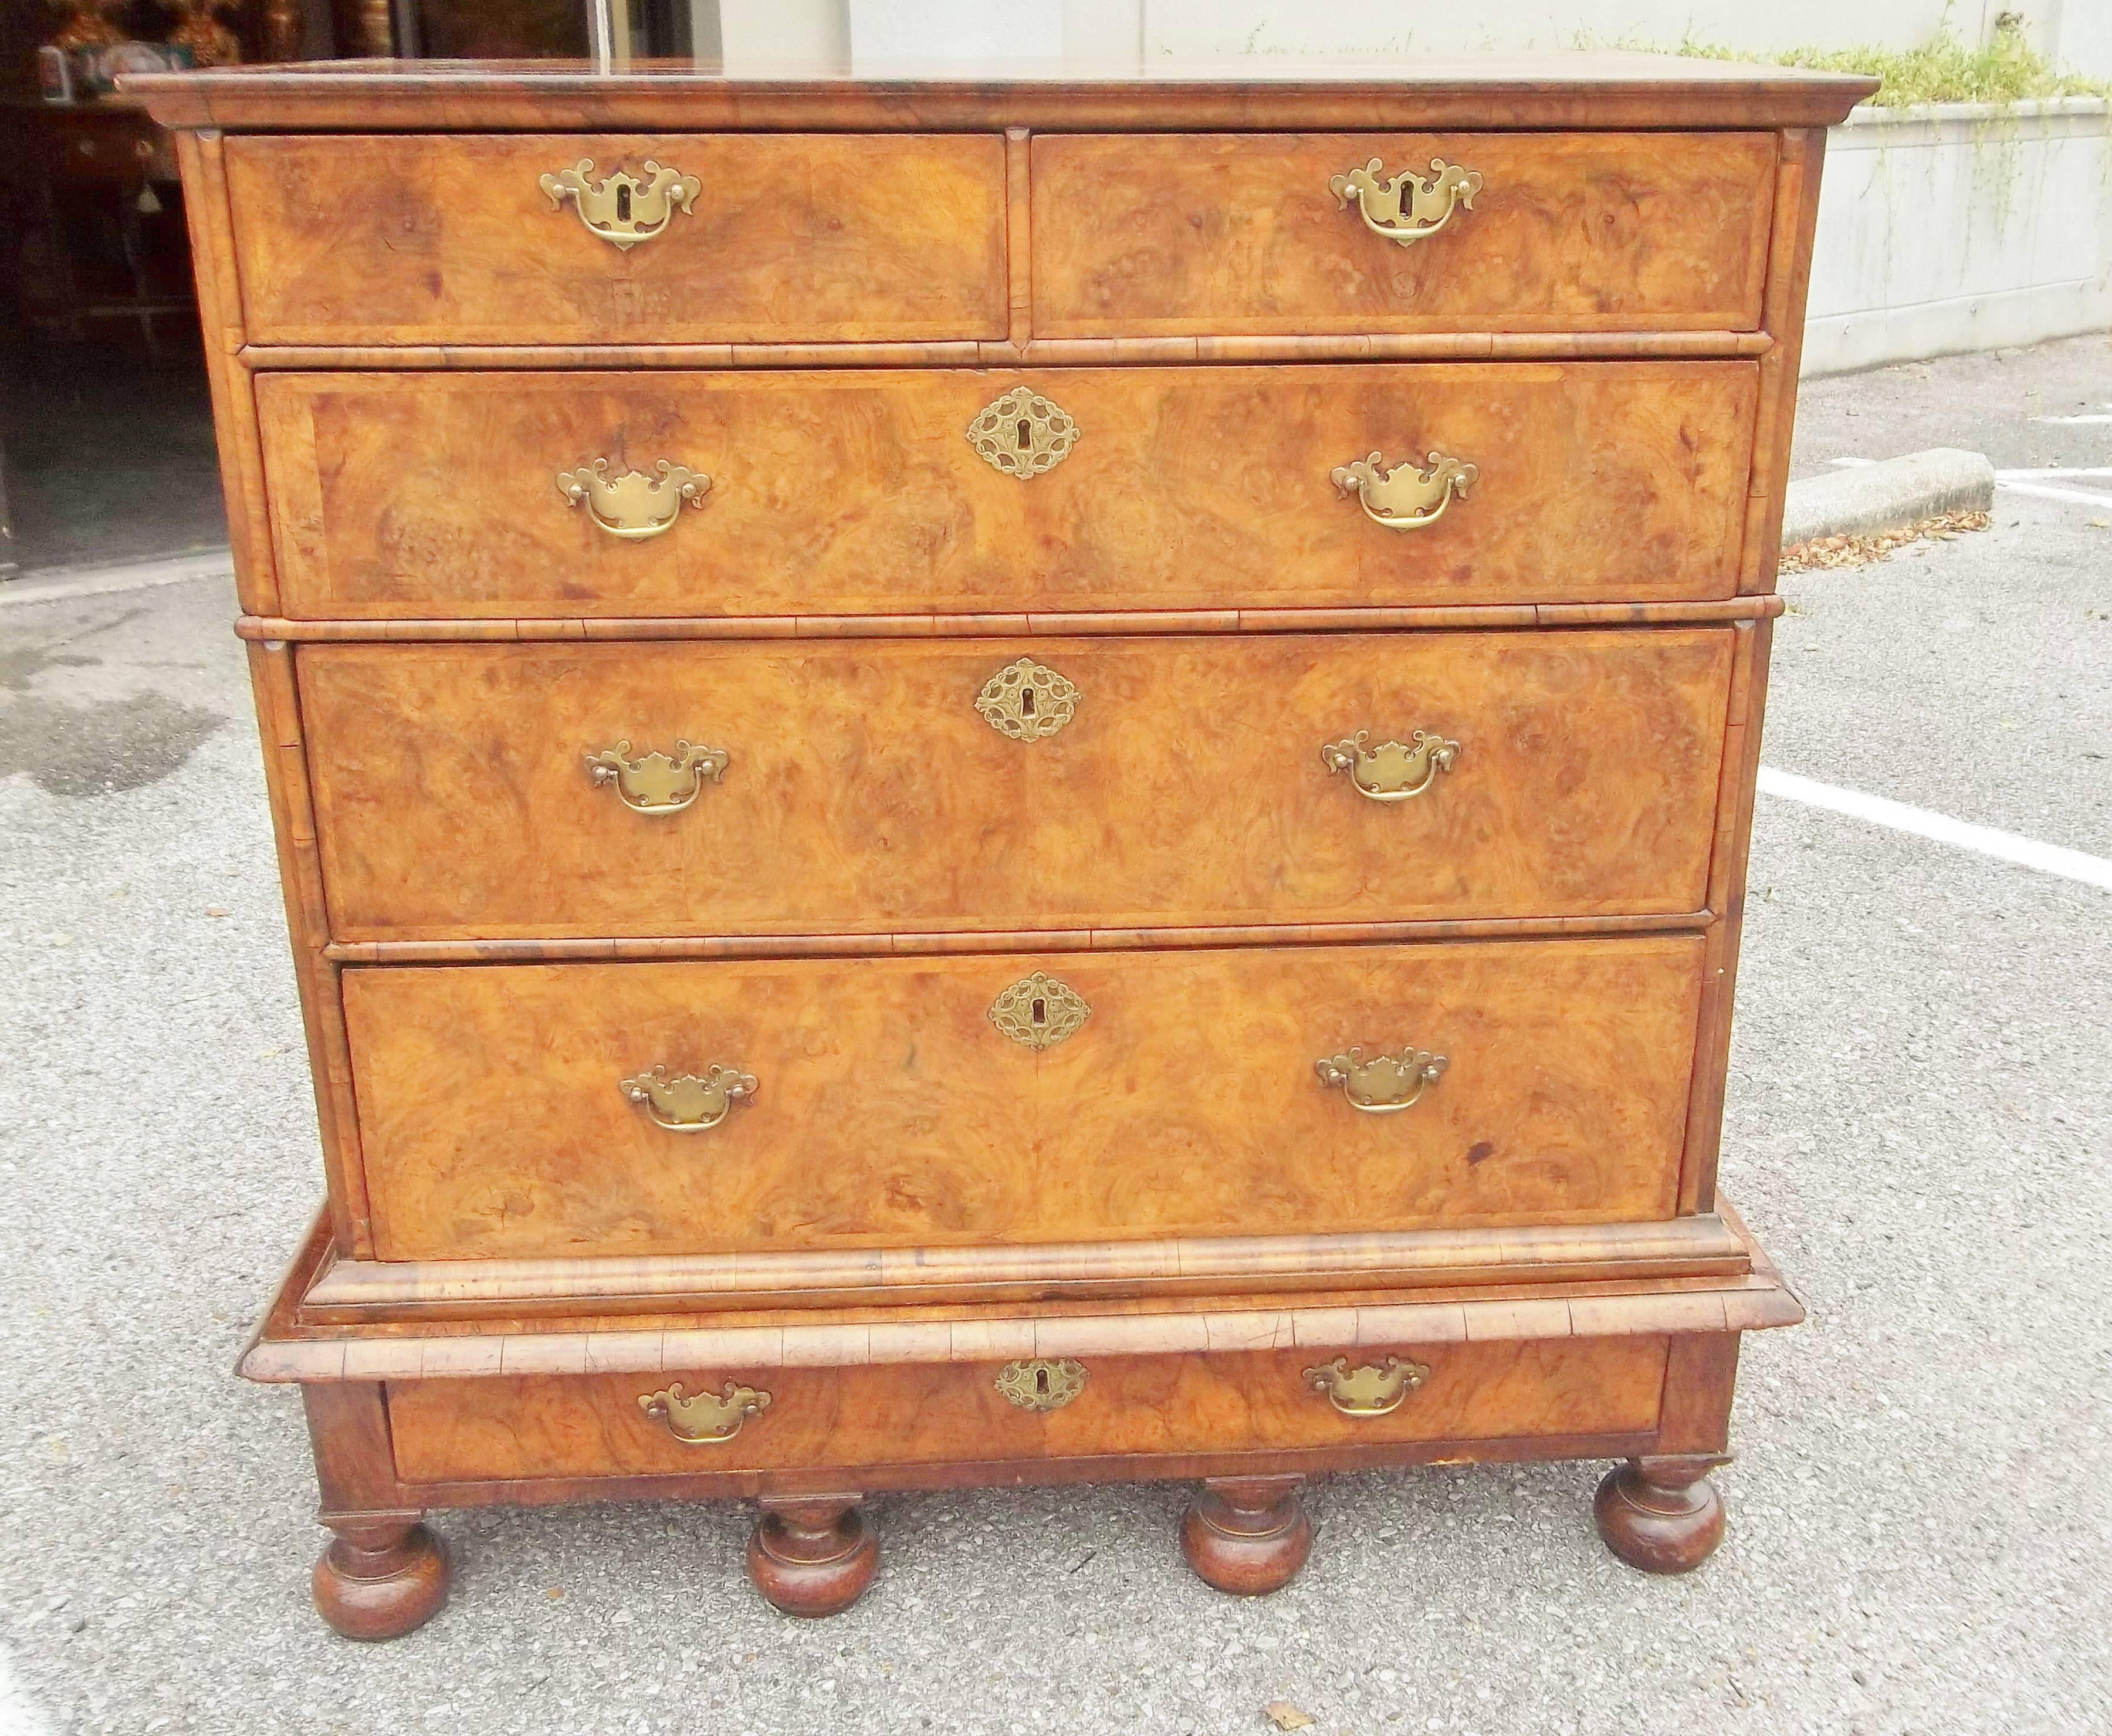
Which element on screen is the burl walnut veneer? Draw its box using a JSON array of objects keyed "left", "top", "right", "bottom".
[{"left": 132, "top": 50, "right": 1873, "bottom": 1636}]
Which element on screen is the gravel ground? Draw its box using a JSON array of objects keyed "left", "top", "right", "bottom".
[{"left": 2, "top": 339, "right": 2109, "bottom": 1735}]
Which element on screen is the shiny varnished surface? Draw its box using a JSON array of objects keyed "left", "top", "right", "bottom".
[
  {"left": 255, "top": 363, "right": 1756, "bottom": 617},
  {"left": 342, "top": 936, "right": 1706, "bottom": 1260},
  {"left": 297, "top": 631, "right": 1733, "bottom": 942},
  {"left": 224, "top": 134, "right": 1009, "bottom": 346},
  {"left": 126, "top": 53, "right": 1879, "bottom": 135},
  {"left": 386, "top": 1336, "right": 1670, "bottom": 1481},
  {"left": 1033, "top": 133, "right": 1776, "bottom": 337}
]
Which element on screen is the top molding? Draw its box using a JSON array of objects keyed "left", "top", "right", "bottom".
[{"left": 125, "top": 52, "right": 1879, "bottom": 133}]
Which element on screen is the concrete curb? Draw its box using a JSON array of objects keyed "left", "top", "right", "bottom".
[
  {"left": 0, "top": 549, "right": 235, "bottom": 610},
  {"left": 1781, "top": 448, "right": 1995, "bottom": 547}
]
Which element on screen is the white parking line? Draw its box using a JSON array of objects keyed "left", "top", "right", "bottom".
[{"left": 1758, "top": 767, "right": 2112, "bottom": 891}]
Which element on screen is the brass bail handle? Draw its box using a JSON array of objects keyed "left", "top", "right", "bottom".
[
  {"left": 619, "top": 1063, "right": 758, "bottom": 1133},
  {"left": 584, "top": 739, "right": 730, "bottom": 815},
  {"left": 1331, "top": 450, "right": 1476, "bottom": 530},
  {"left": 639, "top": 1380, "right": 771, "bottom": 1444},
  {"left": 558, "top": 459, "right": 711, "bottom": 541},
  {"left": 1304, "top": 1355, "right": 1431, "bottom": 1418},
  {"left": 1314, "top": 1046, "right": 1448, "bottom": 1114},
  {"left": 541, "top": 157, "right": 700, "bottom": 250},
  {"left": 1319, "top": 730, "right": 1459, "bottom": 803},
  {"left": 1328, "top": 157, "right": 1483, "bottom": 247}
]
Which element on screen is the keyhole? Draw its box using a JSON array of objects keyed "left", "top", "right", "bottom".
[
  {"left": 1031, "top": 997, "right": 1047, "bottom": 1026},
  {"left": 1019, "top": 687, "right": 1035, "bottom": 718},
  {"left": 1035, "top": 1365, "right": 1051, "bottom": 1396},
  {"left": 1016, "top": 418, "right": 1033, "bottom": 450},
  {"left": 615, "top": 184, "right": 632, "bottom": 223}
]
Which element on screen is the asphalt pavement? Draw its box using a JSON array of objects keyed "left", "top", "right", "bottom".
[{"left": 1, "top": 336, "right": 2108, "bottom": 1735}]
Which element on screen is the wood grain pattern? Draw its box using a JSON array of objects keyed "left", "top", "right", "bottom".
[
  {"left": 385, "top": 1336, "right": 1670, "bottom": 1483},
  {"left": 1032, "top": 133, "right": 1776, "bottom": 337},
  {"left": 126, "top": 55, "right": 1879, "bottom": 137},
  {"left": 254, "top": 361, "right": 1757, "bottom": 618},
  {"left": 297, "top": 630, "right": 1733, "bottom": 942},
  {"left": 304, "top": 1216, "right": 1754, "bottom": 1316},
  {"left": 223, "top": 134, "right": 1008, "bottom": 346},
  {"left": 340, "top": 935, "right": 1707, "bottom": 1261}
]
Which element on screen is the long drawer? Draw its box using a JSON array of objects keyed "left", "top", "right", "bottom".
[
  {"left": 224, "top": 134, "right": 1009, "bottom": 346},
  {"left": 343, "top": 937, "right": 1707, "bottom": 1261},
  {"left": 255, "top": 363, "right": 1757, "bottom": 618},
  {"left": 1030, "top": 132, "right": 1776, "bottom": 336},
  {"left": 386, "top": 1336, "right": 1671, "bottom": 1483},
  {"left": 299, "top": 630, "right": 1733, "bottom": 943}
]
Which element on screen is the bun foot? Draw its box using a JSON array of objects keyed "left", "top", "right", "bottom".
[
  {"left": 312, "top": 1517, "right": 449, "bottom": 1640},
  {"left": 746, "top": 1495, "right": 878, "bottom": 1617},
  {"left": 1595, "top": 1454, "right": 1729, "bottom": 1574},
  {"left": 1180, "top": 1476, "right": 1314, "bottom": 1596}
]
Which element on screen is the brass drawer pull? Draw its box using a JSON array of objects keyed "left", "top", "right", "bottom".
[
  {"left": 1315, "top": 1046, "right": 1448, "bottom": 1114},
  {"left": 996, "top": 1359, "right": 1088, "bottom": 1412},
  {"left": 1305, "top": 1356, "right": 1430, "bottom": 1418},
  {"left": 639, "top": 1380, "right": 771, "bottom": 1443},
  {"left": 541, "top": 158, "right": 699, "bottom": 251},
  {"left": 584, "top": 739, "right": 730, "bottom": 814},
  {"left": 620, "top": 1063, "right": 757, "bottom": 1133},
  {"left": 1320, "top": 730, "right": 1458, "bottom": 803},
  {"left": 558, "top": 459, "right": 710, "bottom": 540},
  {"left": 1328, "top": 157, "right": 1481, "bottom": 247},
  {"left": 1331, "top": 449, "right": 1475, "bottom": 530}
]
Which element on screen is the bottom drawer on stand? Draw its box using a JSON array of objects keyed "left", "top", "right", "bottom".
[{"left": 385, "top": 1336, "right": 1670, "bottom": 1484}]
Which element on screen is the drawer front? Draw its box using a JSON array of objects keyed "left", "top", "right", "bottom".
[
  {"left": 387, "top": 1337, "right": 1671, "bottom": 1483},
  {"left": 1033, "top": 132, "right": 1776, "bottom": 336},
  {"left": 344, "top": 937, "right": 1705, "bottom": 1260},
  {"left": 256, "top": 362, "right": 1756, "bottom": 618},
  {"left": 224, "top": 134, "right": 1008, "bottom": 346},
  {"left": 300, "top": 631, "right": 1732, "bottom": 942}
]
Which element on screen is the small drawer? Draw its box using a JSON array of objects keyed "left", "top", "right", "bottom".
[
  {"left": 343, "top": 936, "right": 1705, "bottom": 1261},
  {"left": 255, "top": 361, "right": 1757, "bottom": 619},
  {"left": 223, "top": 134, "right": 1008, "bottom": 346},
  {"left": 1032, "top": 132, "right": 1776, "bottom": 337},
  {"left": 299, "top": 629, "right": 1732, "bottom": 942},
  {"left": 386, "top": 1336, "right": 1671, "bottom": 1483}
]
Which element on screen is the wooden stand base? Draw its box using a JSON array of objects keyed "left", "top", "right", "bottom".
[
  {"left": 1593, "top": 1454, "right": 1729, "bottom": 1574},
  {"left": 746, "top": 1495, "right": 880, "bottom": 1617},
  {"left": 312, "top": 1518, "right": 449, "bottom": 1640},
  {"left": 1179, "top": 1475, "right": 1314, "bottom": 1596}
]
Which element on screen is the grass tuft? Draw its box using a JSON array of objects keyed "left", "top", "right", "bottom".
[{"left": 1665, "top": 21, "right": 2108, "bottom": 107}]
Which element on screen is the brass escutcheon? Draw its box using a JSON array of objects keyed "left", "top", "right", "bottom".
[
  {"left": 987, "top": 972, "right": 1091, "bottom": 1051},
  {"left": 639, "top": 1380, "right": 771, "bottom": 1443},
  {"left": 974, "top": 657, "right": 1080, "bottom": 742},
  {"left": 541, "top": 158, "right": 700, "bottom": 251},
  {"left": 1320, "top": 729, "right": 1460, "bottom": 803},
  {"left": 965, "top": 387, "right": 1080, "bottom": 479},
  {"left": 1315, "top": 1046, "right": 1448, "bottom": 1114},
  {"left": 1331, "top": 449, "right": 1476, "bottom": 530},
  {"left": 620, "top": 1063, "right": 758, "bottom": 1133},
  {"left": 584, "top": 739, "right": 730, "bottom": 814},
  {"left": 995, "top": 1359, "right": 1088, "bottom": 1412},
  {"left": 1304, "top": 1355, "right": 1430, "bottom": 1418},
  {"left": 558, "top": 459, "right": 711, "bottom": 540},
  {"left": 1327, "top": 157, "right": 1483, "bottom": 247}
]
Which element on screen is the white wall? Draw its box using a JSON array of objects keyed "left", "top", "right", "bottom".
[
  {"left": 797, "top": 1, "right": 2112, "bottom": 75},
  {"left": 1803, "top": 100, "right": 2112, "bottom": 374}
]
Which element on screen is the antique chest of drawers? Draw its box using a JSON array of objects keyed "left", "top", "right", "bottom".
[{"left": 134, "top": 52, "right": 1873, "bottom": 1636}]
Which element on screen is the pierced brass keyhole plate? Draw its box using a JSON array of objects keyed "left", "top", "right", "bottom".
[
  {"left": 974, "top": 657, "right": 1080, "bottom": 742},
  {"left": 996, "top": 1358, "right": 1088, "bottom": 1412},
  {"left": 988, "top": 972, "right": 1090, "bottom": 1051},
  {"left": 966, "top": 388, "right": 1080, "bottom": 479}
]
